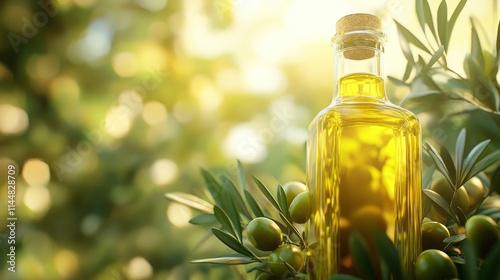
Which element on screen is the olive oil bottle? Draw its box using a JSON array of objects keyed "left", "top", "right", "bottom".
[{"left": 306, "top": 14, "right": 421, "bottom": 279}]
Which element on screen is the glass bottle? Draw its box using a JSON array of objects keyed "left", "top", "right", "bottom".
[{"left": 306, "top": 13, "right": 421, "bottom": 279}]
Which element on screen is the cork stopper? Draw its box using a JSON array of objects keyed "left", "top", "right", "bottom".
[
  {"left": 336, "top": 13, "right": 381, "bottom": 34},
  {"left": 333, "top": 13, "right": 384, "bottom": 60}
]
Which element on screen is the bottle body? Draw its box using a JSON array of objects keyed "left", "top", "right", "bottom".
[{"left": 306, "top": 73, "right": 421, "bottom": 279}]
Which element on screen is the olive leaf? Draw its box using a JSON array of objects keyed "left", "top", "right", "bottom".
[
  {"left": 214, "top": 205, "right": 237, "bottom": 237},
  {"left": 490, "top": 165, "right": 500, "bottom": 194},
  {"left": 465, "top": 149, "right": 500, "bottom": 183},
  {"left": 329, "top": 275, "right": 363, "bottom": 280},
  {"left": 201, "top": 168, "right": 224, "bottom": 206},
  {"left": 416, "top": 0, "right": 438, "bottom": 43},
  {"left": 424, "top": 143, "right": 454, "bottom": 188},
  {"left": 443, "top": 234, "right": 466, "bottom": 243},
  {"left": 374, "top": 231, "right": 404, "bottom": 280},
  {"left": 455, "top": 128, "right": 466, "bottom": 178},
  {"left": 247, "top": 262, "right": 271, "bottom": 273},
  {"left": 211, "top": 228, "right": 256, "bottom": 258},
  {"left": 164, "top": 192, "right": 214, "bottom": 213},
  {"left": 350, "top": 232, "right": 377, "bottom": 280},
  {"left": 394, "top": 20, "right": 431, "bottom": 55},
  {"left": 437, "top": 0, "right": 448, "bottom": 50},
  {"left": 423, "top": 189, "right": 459, "bottom": 224},
  {"left": 252, "top": 175, "right": 281, "bottom": 211},
  {"left": 220, "top": 175, "right": 252, "bottom": 221},
  {"left": 277, "top": 184, "right": 291, "bottom": 219},
  {"left": 424, "top": 45, "right": 445, "bottom": 71},
  {"left": 244, "top": 190, "right": 265, "bottom": 218},
  {"left": 278, "top": 212, "right": 305, "bottom": 247},
  {"left": 480, "top": 242, "right": 500, "bottom": 279},
  {"left": 189, "top": 213, "right": 217, "bottom": 225},
  {"left": 462, "top": 240, "right": 479, "bottom": 280},
  {"left": 191, "top": 256, "right": 255, "bottom": 265},
  {"left": 446, "top": 0, "right": 467, "bottom": 52},
  {"left": 237, "top": 159, "right": 247, "bottom": 190},
  {"left": 451, "top": 256, "right": 467, "bottom": 265}
]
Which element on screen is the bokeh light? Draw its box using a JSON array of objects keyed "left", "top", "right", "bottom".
[
  {"left": 150, "top": 159, "right": 178, "bottom": 185},
  {"left": 126, "top": 256, "right": 154, "bottom": 279},
  {"left": 0, "top": 104, "right": 29, "bottom": 135}
]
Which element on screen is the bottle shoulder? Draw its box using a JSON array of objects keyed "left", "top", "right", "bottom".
[{"left": 310, "top": 102, "right": 420, "bottom": 130}]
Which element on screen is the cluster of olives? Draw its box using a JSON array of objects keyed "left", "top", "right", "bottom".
[
  {"left": 416, "top": 178, "right": 500, "bottom": 280},
  {"left": 246, "top": 182, "right": 311, "bottom": 278}
]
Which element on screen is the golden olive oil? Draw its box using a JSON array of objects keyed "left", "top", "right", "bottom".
[{"left": 306, "top": 14, "right": 421, "bottom": 280}]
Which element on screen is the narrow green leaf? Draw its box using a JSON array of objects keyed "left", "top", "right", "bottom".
[
  {"left": 220, "top": 175, "right": 252, "bottom": 220},
  {"left": 477, "top": 207, "right": 500, "bottom": 219},
  {"left": 462, "top": 240, "right": 479, "bottom": 280},
  {"left": 470, "top": 18, "right": 485, "bottom": 68},
  {"left": 437, "top": 0, "right": 448, "bottom": 50},
  {"left": 237, "top": 160, "right": 247, "bottom": 190},
  {"left": 244, "top": 190, "right": 265, "bottom": 218},
  {"left": 423, "top": 0, "right": 438, "bottom": 43},
  {"left": 211, "top": 228, "right": 254, "bottom": 258},
  {"left": 201, "top": 169, "right": 224, "bottom": 206},
  {"left": 329, "top": 275, "right": 363, "bottom": 280},
  {"left": 397, "top": 33, "right": 415, "bottom": 68},
  {"left": 189, "top": 214, "right": 217, "bottom": 225},
  {"left": 461, "top": 139, "right": 491, "bottom": 182},
  {"left": 374, "top": 232, "right": 404, "bottom": 280},
  {"left": 191, "top": 256, "right": 255, "bottom": 265},
  {"left": 415, "top": 0, "right": 426, "bottom": 32},
  {"left": 214, "top": 205, "right": 236, "bottom": 237},
  {"left": 350, "top": 232, "right": 377, "bottom": 280},
  {"left": 490, "top": 165, "right": 500, "bottom": 194},
  {"left": 425, "top": 45, "right": 445, "bottom": 70},
  {"left": 450, "top": 256, "right": 466, "bottom": 265},
  {"left": 439, "top": 146, "right": 457, "bottom": 187},
  {"left": 278, "top": 212, "right": 305, "bottom": 246},
  {"left": 479, "top": 241, "right": 500, "bottom": 279},
  {"left": 465, "top": 149, "right": 500, "bottom": 183},
  {"left": 424, "top": 143, "right": 454, "bottom": 188},
  {"left": 402, "top": 63, "right": 413, "bottom": 82},
  {"left": 478, "top": 75, "right": 500, "bottom": 111},
  {"left": 455, "top": 128, "right": 466, "bottom": 181},
  {"left": 388, "top": 75, "right": 409, "bottom": 87},
  {"left": 394, "top": 20, "right": 432, "bottom": 55},
  {"left": 164, "top": 192, "right": 214, "bottom": 214},
  {"left": 277, "top": 185, "right": 291, "bottom": 219},
  {"left": 496, "top": 21, "right": 500, "bottom": 58},
  {"left": 446, "top": 0, "right": 467, "bottom": 52},
  {"left": 422, "top": 163, "right": 436, "bottom": 189},
  {"left": 222, "top": 193, "right": 243, "bottom": 242},
  {"left": 246, "top": 262, "right": 270, "bottom": 273},
  {"left": 252, "top": 175, "right": 281, "bottom": 211},
  {"left": 443, "top": 234, "right": 466, "bottom": 243},
  {"left": 423, "top": 189, "right": 458, "bottom": 222}
]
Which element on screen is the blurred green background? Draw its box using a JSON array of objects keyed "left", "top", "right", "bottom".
[{"left": 0, "top": 0, "right": 498, "bottom": 279}]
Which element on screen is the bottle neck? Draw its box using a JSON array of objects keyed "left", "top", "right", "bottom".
[{"left": 332, "top": 33, "right": 387, "bottom": 103}]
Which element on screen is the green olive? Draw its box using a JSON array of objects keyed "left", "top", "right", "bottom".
[
  {"left": 465, "top": 215, "right": 500, "bottom": 258},
  {"left": 421, "top": 221, "right": 450, "bottom": 251},
  {"left": 246, "top": 217, "right": 283, "bottom": 251},
  {"left": 289, "top": 191, "right": 311, "bottom": 224},
  {"left": 283, "top": 181, "right": 307, "bottom": 207},
  {"left": 415, "top": 249, "right": 458, "bottom": 280},
  {"left": 268, "top": 244, "right": 305, "bottom": 276}
]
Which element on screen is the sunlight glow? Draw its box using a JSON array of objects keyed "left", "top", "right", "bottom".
[
  {"left": 166, "top": 202, "right": 192, "bottom": 227},
  {"left": 142, "top": 101, "right": 167, "bottom": 126},
  {"left": 22, "top": 159, "right": 50, "bottom": 187},
  {"left": 150, "top": 159, "right": 178, "bottom": 185},
  {"left": 105, "top": 106, "right": 131, "bottom": 138},
  {"left": 55, "top": 249, "right": 80, "bottom": 279},
  {"left": 0, "top": 104, "right": 29, "bottom": 135},
  {"left": 126, "top": 256, "right": 153, "bottom": 280}
]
